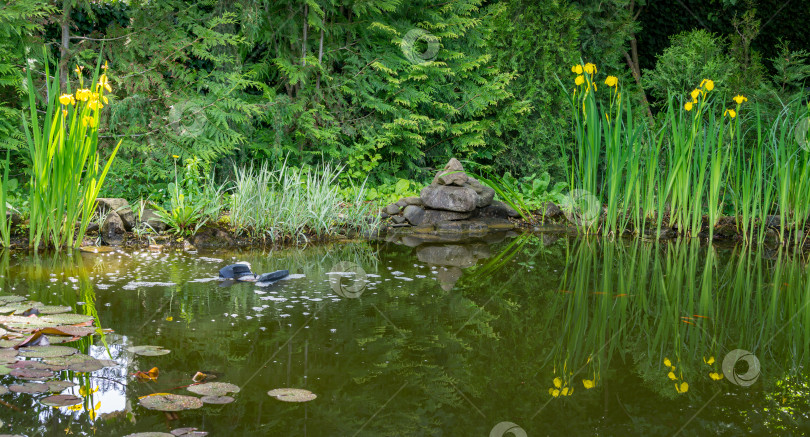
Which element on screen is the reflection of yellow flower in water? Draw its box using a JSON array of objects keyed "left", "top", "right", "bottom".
[
  {"left": 582, "top": 379, "right": 595, "bottom": 389},
  {"left": 79, "top": 385, "right": 98, "bottom": 397},
  {"left": 68, "top": 404, "right": 82, "bottom": 412},
  {"left": 675, "top": 382, "right": 689, "bottom": 393},
  {"left": 88, "top": 401, "right": 101, "bottom": 420},
  {"left": 668, "top": 371, "right": 677, "bottom": 380},
  {"left": 664, "top": 358, "right": 672, "bottom": 368},
  {"left": 709, "top": 372, "right": 724, "bottom": 381},
  {"left": 703, "top": 356, "right": 715, "bottom": 365}
]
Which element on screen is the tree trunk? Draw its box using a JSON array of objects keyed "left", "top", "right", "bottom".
[{"left": 59, "top": 0, "right": 71, "bottom": 93}]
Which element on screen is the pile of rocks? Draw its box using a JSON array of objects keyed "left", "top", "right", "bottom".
[
  {"left": 95, "top": 198, "right": 165, "bottom": 246},
  {"left": 381, "top": 158, "right": 519, "bottom": 233}
]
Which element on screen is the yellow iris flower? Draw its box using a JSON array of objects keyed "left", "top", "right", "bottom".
[
  {"left": 690, "top": 88, "right": 701, "bottom": 101},
  {"left": 97, "top": 74, "right": 112, "bottom": 92},
  {"left": 604, "top": 76, "right": 618, "bottom": 87},
  {"left": 571, "top": 64, "right": 583, "bottom": 75},
  {"left": 584, "top": 63, "right": 597, "bottom": 75},
  {"left": 684, "top": 102, "right": 694, "bottom": 111},
  {"left": 733, "top": 94, "right": 748, "bottom": 104},
  {"left": 703, "top": 80, "right": 714, "bottom": 91},
  {"left": 75, "top": 89, "right": 92, "bottom": 102},
  {"left": 59, "top": 94, "right": 76, "bottom": 105},
  {"left": 724, "top": 109, "right": 737, "bottom": 118},
  {"left": 575, "top": 75, "right": 584, "bottom": 86}
]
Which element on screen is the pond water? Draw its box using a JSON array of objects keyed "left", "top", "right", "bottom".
[{"left": 0, "top": 233, "right": 808, "bottom": 436}]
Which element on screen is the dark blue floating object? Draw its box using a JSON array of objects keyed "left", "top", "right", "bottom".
[
  {"left": 219, "top": 263, "right": 253, "bottom": 279},
  {"left": 256, "top": 270, "right": 290, "bottom": 284}
]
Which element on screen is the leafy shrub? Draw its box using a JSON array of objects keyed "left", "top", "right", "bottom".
[{"left": 642, "top": 30, "right": 739, "bottom": 103}]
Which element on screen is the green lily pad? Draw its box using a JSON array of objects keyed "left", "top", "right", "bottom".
[
  {"left": 33, "top": 305, "right": 73, "bottom": 315},
  {"left": 18, "top": 345, "right": 78, "bottom": 358},
  {"left": 10, "top": 368, "right": 53, "bottom": 380},
  {"left": 138, "top": 393, "right": 203, "bottom": 412},
  {"left": 0, "top": 340, "right": 17, "bottom": 349},
  {"left": 47, "top": 380, "right": 77, "bottom": 392},
  {"left": 43, "top": 354, "right": 97, "bottom": 370},
  {"left": 9, "top": 382, "right": 48, "bottom": 393},
  {"left": 0, "top": 315, "right": 56, "bottom": 331},
  {"left": 41, "top": 394, "right": 82, "bottom": 407},
  {"left": 127, "top": 345, "right": 170, "bottom": 356},
  {"left": 41, "top": 314, "right": 94, "bottom": 325},
  {"left": 0, "top": 365, "right": 12, "bottom": 375},
  {"left": 200, "top": 395, "right": 234, "bottom": 404},
  {"left": 186, "top": 382, "right": 240, "bottom": 396},
  {"left": 0, "top": 296, "right": 26, "bottom": 304},
  {"left": 267, "top": 388, "right": 317, "bottom": 402}
]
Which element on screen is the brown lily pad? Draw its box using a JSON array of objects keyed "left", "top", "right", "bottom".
[
  {"left": 171, "top": 428, "right": 209, "bottom": 436},
  {"left": 267, "top": 388, "right": 317, "bottom": 402},
  {"left": 41, "top": 314, "right": 94, "bottom": 325},
  {"left": 18, "top": 345, "right": 78, "bottom": 358},
  {"left": 0, "top": 386, "right": 9, "bottom": 395},
  {"left": 186, "top": 382, "right": 240, "bottom": 397},
  {"left": 10, "top": 368, "right": 53, "bottom": 380},
  {"left": 9, "top": 382, "right": 48, "bottom": 393},
  {"left": 139, "top": 393, "right": 203, "bottom": 412},
  {"left": 200, "top": 395, "right": 234, "bottom": 405},
  {"left": 43, "top": 354, "right": 102, "bottom": 372},
  {"left": 40, "top": 394, "right": 82, "bottom": 407}
]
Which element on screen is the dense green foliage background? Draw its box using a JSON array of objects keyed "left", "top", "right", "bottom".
[{"left": 1, "top": 0, "right": 809, "bottom": 198}]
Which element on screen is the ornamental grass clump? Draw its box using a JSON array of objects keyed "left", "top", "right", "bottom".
[{"left": 22, "top": 53, "right": 121, "bottom": 250}]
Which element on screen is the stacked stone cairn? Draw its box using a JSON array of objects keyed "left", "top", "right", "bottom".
[{"left": 380, "top": 158, "right": 519, "bottom": 233}]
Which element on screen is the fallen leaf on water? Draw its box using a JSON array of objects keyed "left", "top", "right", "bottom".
[{"left": 133, "top": 367, "right": 159, "bottom": 381}]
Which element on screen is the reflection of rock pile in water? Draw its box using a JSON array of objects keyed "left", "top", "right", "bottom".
[{"left": 417, "top": 244, "right": 491, "bottom": 291}]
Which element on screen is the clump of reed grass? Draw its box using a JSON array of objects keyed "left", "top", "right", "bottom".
[{"left": 229, "top": 161, "right": 376, "bottom": 243}]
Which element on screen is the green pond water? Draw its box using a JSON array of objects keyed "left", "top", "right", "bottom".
[{"left": 0, "top": 233, "right": 809, "bottom": 436}]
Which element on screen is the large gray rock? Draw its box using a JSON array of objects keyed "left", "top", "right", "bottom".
[
  {"left": 465, "top": 178, "right": 495, "bottom": 208},
  {"left": 420, "top": 185, "right": 478, "bottom": 212},
  {"left": 402, "top": 205, "right": 426, "bottom": 226},
  {"left": 480, "top": 201, "right": 520, "bottom": 219},
  {"left": 422, "top": 209, "right": 473, "bottom": 225},
  {"left": 384, "top": 204, "right": 401, "bottom": 215},
  {"left": 140, "top": 209, "right": 167, "bottom": 233},
  {"left": 432, "top": 158, "right": 468, "bottom": 186},
  {"left": 96, "top": 198, "right": 135, "bottom": 231},
  {"left": 402, "top": 196, "right": 423, "bottom": 206},
  {"left": 101, "top": 211, "right": 125, "bottom": 246}
]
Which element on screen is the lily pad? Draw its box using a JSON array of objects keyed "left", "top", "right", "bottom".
[
  {"left": 171, "top": 429, "right": 208, "bottom": 437},
  {"left": 186, "top": 382, "right": 240, "bottom": 396},
  {"left": 127, "top": 345, "right": 171, "bottom": 356},
  {"left": 18, "top": 345, "right": 78, "bottom": 358},
  {"left": 41, "top": 326, "right": 97, "bottom": 338},
  {"left": 267, "top": 388, "right": 317, "bottom": 402},
  {"left": 41, "top": 394, "right": 82, "bottom": 407},
  {"left": 42, "top": 354, "right": 101, "bottom": 372},
  {"left": 47, "top": 380, "right": 77, "bottom": 392},
  {"left": 32, "top": 305, "right": 73, "bottom": 315},
  {"left": 138, "top": 393, "right": 203, "bottom": 412},
  {"left": 200, "top": 395, "right": 234, "bottom": 404},
  {"left": 0, "top": 340, "right": 17, "bottom": 349},
  {"left": 9, "top": 382, "right": 48, "bottom": 393},
  {"left": 0, "top": 365, "right": 12, "bottom": 375},
  {"left": 0, "top": 296, "right": 26, "bottom": 304},
  {"left": 41, "top": 314, "right": 95, "bottom": 325},
  {"left": 124, "top": 434, "right": 174, "bottom": 437},
  {"left": 10, "top": 368, "right": 53, "bottom": 380},
  {"left": 0, "top": 386, "right": 8, "bottom": 395},
  {"left": 80, "top": 246, "right": 115, "bottom": 253}
]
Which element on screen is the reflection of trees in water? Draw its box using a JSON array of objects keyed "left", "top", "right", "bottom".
[{"left": 1, "top": 237, "right": 809, "bottom": 435}]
